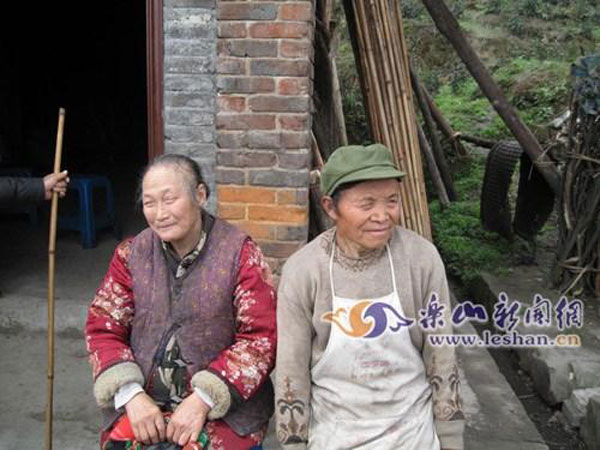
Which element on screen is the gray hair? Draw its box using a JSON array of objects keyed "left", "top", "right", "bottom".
[{"left": 137, "top": 154, "right": 210, "bottom": 206}]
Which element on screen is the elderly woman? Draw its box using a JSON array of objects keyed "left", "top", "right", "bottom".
[
  {"left": 275, "top": 144, "right": 465, "bottom": 450},
  {"left": 85, "top": 155, "right": 276, "bottom": 450}
]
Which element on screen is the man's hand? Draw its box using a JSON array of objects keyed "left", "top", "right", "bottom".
[
  {"left": 124, "top": 392, "right": 166, "bottom": 445},
  {"left": 43, "top": 170, "right": 69, "bottom": 200},
  {"left": 166, "top": 392, "right": 211, "bottom": 446}
]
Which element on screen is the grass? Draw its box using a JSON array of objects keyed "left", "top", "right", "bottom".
[
  {"left": 433, "top": 57, "right": 571, "bottom": 141},
  {"left": 429, "top": 155, "right": 517, "bottom": 283}
]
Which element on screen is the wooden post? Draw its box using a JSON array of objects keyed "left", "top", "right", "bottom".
[{"left": 420, "top": 0, "right": 561, "bottom": 194}]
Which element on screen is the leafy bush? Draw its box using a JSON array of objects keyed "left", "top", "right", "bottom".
[
  {"left": 401, "top": 0, "right": 424, "bottom": 19},
  {"left": 486, "top": 0, "right": 504, "bottom": 14},
  {"left": 521, "top": 0, "right": 540, "bottom": 17},
  {"left": 450, "top": 0, "right": 467, "bottom": 19}
]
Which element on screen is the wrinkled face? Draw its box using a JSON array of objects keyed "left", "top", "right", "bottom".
[
  {"left": 141, "top": 165, "right": 205, "bottom": 248},
  {"left": 328, "top": 178, "right": 401, "bottom": 252}
]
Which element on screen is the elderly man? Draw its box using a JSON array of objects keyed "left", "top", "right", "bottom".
[{"left": 275, "top": 144, "right": 464, "bottom": 450}]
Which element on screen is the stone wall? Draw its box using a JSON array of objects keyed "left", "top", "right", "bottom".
[{"left": 215, "top": 0, "right": 314, "bottom": 274}]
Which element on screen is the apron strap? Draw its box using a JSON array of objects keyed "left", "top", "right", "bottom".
[
  {"left": 385, "top": 243, "right": 399, "bottom": 297},
  {"left": 328, "top": 236, "right": 337, "bottom": 297}
]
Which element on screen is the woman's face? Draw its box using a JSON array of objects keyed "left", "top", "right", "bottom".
[
  {"left": 141, "top": 165, "right": 206, "bottom": 250},
  {"left": 326, "top": 178, "right": 401, "bottom": 252}
]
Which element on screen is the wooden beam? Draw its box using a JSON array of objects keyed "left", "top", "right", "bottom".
[
  {"left": 146, "top": 0, "right": 164, "bottom": 161},
  {"left": 420, "top": 0, "right": 561, "bottom": 194}
]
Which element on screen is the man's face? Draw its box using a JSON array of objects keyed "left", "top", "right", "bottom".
[{"left": 329, "top": 178, "right": 401, "bottom": 252}]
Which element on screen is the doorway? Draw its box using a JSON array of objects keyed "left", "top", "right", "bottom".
[{"left": 0, "top": 1, "right": 160, "bottom": 236}]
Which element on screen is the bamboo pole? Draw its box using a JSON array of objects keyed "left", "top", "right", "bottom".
[
  {"left": 343, "top": 0, "right": 431, "bottom": 238},
  {"left": 342, "top": 0, "right": 375, "bottom": 139},
  {"left": 394, "top": 0, "right": 430, "bottom": 235},
  {"left": 410, "top": 66, "right": 457, "bottom": 200},
  {"left": 366, "top": 0, "right": 415, "bottom": 231},
  {"left": 331, "top": 56, "right": 348, "bottom": 146},
  {"left": 418, "top": 125, "right": 450, "bottom": 208},
  {"left": 370, "top": 0, "right": 415, "bottom": 227},
  {"left": 45, "top": 108, "right": 65, "bottom": 450}
]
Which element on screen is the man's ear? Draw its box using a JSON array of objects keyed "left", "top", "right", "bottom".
[
  {"left": 195, "top": 184, "right": 207, "bottom": 207},
  {"left": 321, "top": 195, "right": 338, "bottom": 222}
]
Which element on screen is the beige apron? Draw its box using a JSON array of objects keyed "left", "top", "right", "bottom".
[{"left": 308, "top": 243, "right": 440, "bottom": 450}]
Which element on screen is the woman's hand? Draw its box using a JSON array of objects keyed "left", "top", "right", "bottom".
[
  {"left": 124, "top": 392, "right": 166, "bottom": 444},
  {"left": 166, "top": 393, "right": 211, "bottom": 446}
]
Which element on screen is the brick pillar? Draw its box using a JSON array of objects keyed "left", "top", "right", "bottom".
[{"left": 215, "top": 0, "right": 314, "bottom": 274}]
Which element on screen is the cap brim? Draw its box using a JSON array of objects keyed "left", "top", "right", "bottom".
[{"left": 328, "top": 165, "right": 405, "bottom": 196}]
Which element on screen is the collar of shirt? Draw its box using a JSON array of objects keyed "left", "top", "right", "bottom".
[{"left": 160, "top": 210, "right": 215, "bottom": 279}]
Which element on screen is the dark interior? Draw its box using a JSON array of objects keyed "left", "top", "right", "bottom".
[{"left": 0, "top": 2, "right": 148, "bottom": 231}]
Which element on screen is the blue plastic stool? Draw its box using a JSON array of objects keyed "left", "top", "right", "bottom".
[{"left": 58, "top": 175, "right": 118, "bottom": 248}]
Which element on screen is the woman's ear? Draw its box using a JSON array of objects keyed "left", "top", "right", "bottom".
[
  {"left": 321, "top": 195, "right": 338, "bottom": 222},
  {"left": 195, "top": 184, "right": 207, "bottom": 207}
]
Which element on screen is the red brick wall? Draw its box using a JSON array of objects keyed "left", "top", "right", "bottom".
[{"left": 216, "top": 0, "right": 314, "bottom": 274}]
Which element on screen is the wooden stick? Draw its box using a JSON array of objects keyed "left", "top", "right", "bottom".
[
  {"left": 418, "top": 124, "right": 450, "bottom": 207},
  {"left": 458, "top": 133, "right": 497, "bottom": 149},
  {"left": 421, "top": 84, "right": 468, "bottom": 156},
  {"left": 330, "top": 51, "right": 348, "bottom": 146},
  {"left": 45, "top": 108, "right": 65, "bottom": 450},
  {"left": 311, "top": 131, "right": 324, "bottom": 169},
  {"left": 342, "top": 0, "right": 374, "bottom": 138},
  {"left": 410, "top": 66, "right": 457, "bottom": 201},
  {"left": 368, "top": 0, "right": 415, "bottom": 231}
]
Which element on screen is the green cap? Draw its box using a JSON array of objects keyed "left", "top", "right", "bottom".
[{"left": 320, "top": 144, "right": 405, "bottom": 196}]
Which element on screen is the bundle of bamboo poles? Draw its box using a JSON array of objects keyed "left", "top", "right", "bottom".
[{"left": 344, "top": 0, "right": 431, "bottom": 239}]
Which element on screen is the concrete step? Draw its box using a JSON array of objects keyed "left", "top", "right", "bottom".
[
  {"left": 456, "top": 322, "right": 548, "bottom": 450},
  {"left": 468, "top": 269, "right": 600, "bottom": 448}
]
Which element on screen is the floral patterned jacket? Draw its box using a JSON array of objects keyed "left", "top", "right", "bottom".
[{"left": 85, "top": 228, "right": 277, "bottom": 449}]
